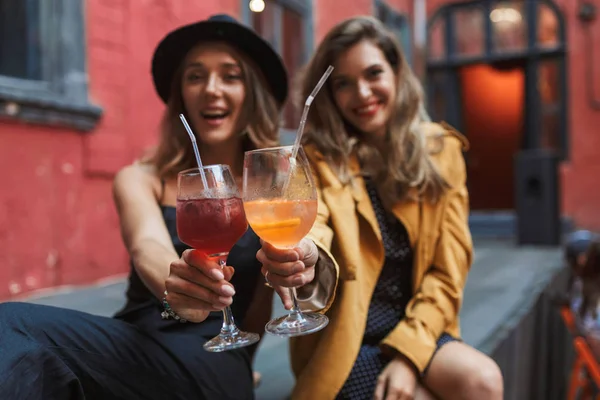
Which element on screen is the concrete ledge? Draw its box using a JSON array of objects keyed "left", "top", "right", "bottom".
[{"left": 469, "top": 211, "right": 574, "bottom": 239}]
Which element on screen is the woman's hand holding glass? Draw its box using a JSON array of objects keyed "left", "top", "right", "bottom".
[
  {"left": 165, "top": 249, "right": 236, "bottom": 323},
  {"left": 257, "top": 237, "right": 318, "bottom": 310},
  {"left": 243, "top": 145, "right": 329, "bottom": 336}
]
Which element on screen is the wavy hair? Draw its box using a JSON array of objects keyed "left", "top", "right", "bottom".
[{"left": 299, "top": 16, "right": 448, "bottom": 206}]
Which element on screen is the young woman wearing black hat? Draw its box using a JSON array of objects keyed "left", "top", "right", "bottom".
[{"left": 0, "top": 14, "right": 313, "bottom": 399}]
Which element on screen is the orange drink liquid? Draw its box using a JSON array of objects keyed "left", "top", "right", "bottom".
[{"left": 244, "top": 199, "right": 317, "bottom": 248}]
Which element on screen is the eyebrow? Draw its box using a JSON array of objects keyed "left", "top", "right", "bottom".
[
  {"left": 331, "top": 63, "right": 384, "bottom": 81},
  {"left": 184, "top": 61, "right": 241, "bottom": 70},
  {"left": 331, "top": 72, "right": 348, "bottom": 82},
  {"left": 365, "top": 63, "right": 384, "bottom": 69}
]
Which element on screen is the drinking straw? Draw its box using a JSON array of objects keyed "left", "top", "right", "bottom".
[
  {"left": 290, "top": 65, "right": 334, "bottom": 160},
  {"left": 283, "top": 66, "right": 334, "bottom": 194},
  {"left": 179, "top": 114, "right": 209, "bottom": 189}
]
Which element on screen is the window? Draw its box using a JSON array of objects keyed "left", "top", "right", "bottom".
[
  {"left": 0, "top": 0, "right": 102, "bottom": 131},
  {"left": 243, "top": 0, "right": 313, "bottom": 144},
  {"left": 0, "top": 1, "right": 42, "bottom": 80},
  {"left": 375, "top": 1, "right": 412, "bottom": 66},
  {"left": 425, "top": 0, "right": 567, "bottom": 158},
  {"left": 425, "top": 0, "right": 567, "bottom": 213}
]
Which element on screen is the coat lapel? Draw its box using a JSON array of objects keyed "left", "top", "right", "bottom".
[{"left": 315, "top": 153, "right": 384, "bottom": 280}]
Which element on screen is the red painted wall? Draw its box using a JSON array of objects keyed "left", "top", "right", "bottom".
[
  {"left": 559, "top": 0, "right": 600, "bottom": 229},
  {"left": 314, "top": 0, "right": 373, "bottom": 42},
  {"left": 314, "top": 0, "right": 413, "bottom": 43},
  {"left": 0, "top": 0, "right": 239, "bottom": 300}
]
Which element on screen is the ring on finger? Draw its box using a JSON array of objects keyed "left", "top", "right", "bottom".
[{"left": 264, "top": 271, "right": 273, "bottom": 289}]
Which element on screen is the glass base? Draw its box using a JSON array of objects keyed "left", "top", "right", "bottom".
[
  {"left": 265, "top": 311, "right": 329, "bottom": 338},
  {"left": 203, "top": 330, "right": 260, "bottom": 353}
]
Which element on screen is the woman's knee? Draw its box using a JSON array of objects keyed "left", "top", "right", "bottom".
[
  {"left": 0, "top": 302, "right": 58, "bottom": 347},
  {"left": 0, "top": 302, "right": 32, "bottom": 331},
  {"left": 0, "top": 302, "right": 44, "bottom": 354},
  {"left": 425, "top": 342, "right": 504, "bottom": 400},
  {"left": 461, "top": 357, "right": 503, "bottom": 400},
  {"left": 0, "top": 301, "right": 29, "bottom": 315},
  {"left": 0, "top": 303, "right": 44, "bottom": 374}
]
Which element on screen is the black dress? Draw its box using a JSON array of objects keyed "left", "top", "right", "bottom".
[
  {"left": 336, "top": 180, "right": 456, "bottom": 399},
  {"left": 0, "top": 206, "right": 263, "bottom": 400}
]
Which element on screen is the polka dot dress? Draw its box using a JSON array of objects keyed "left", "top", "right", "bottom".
[{"left": 336, "top": 180, "right": 455, "bottom": 400}]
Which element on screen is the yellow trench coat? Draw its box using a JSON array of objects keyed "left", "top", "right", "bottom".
[{"left": 292, "top": 122, "right": 473, "bottom": 400}]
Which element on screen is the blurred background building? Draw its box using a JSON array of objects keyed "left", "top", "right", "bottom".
[{"left": 0, "top": 0, "right": 599, "bottom": 301}]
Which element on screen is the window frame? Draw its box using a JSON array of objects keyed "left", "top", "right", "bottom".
[
  {"left": 374, "top": 0, "right": 413, "bottom": 66},
  {"left": 241, "top": 0, "right": 314, "bottom": 144},
  {"left": 425, "top": 0, "right": 568, "bottom": 159},
  {"left": 0, "top": 0, "right": 102, "bottom": 132}
]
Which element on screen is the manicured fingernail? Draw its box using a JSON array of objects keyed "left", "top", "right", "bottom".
[
  {"left": 218, "top": 296, "right": 232, "bottom": 304},
  {"left": 293, "top": 275, "right": 305, "bottom": 286},
  {"left": 211, "top": 269, "right": 224, "bottom": 280},
  {"left": 220, "top": 285, "right": 235, "bottom": 296}
]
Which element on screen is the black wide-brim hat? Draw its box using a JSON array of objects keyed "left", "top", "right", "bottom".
[{"left": 151, "top": 14, "right": 288, "bottom": 105}]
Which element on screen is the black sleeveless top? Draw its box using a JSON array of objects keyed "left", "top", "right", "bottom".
[{"left": 114, "top": 205, "right": 263, "bottom": 330}]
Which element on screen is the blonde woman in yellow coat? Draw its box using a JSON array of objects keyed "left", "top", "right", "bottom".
[{"left": 257, "top": 16, "right": 504, "bottom": 400}]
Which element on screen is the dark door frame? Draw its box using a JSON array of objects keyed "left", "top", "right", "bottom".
[
  {"left": 426, "top": 0, "right": 567, "bottom": 158},
  {"left": 425, "top": 0, "right": 570, "bottom": 237}
]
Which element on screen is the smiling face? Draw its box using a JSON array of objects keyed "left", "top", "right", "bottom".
[
  {"left": 330, "top": 40, "right": 397, "bottom": 140},
  {"left": 180, "top": 42, "right": 246, "bottom": 147}
]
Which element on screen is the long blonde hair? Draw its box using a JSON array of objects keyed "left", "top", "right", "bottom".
[
  {"left": 146, "top": 46, "right": 281, "bottom": 179},
  {"left": 300, "top": 16, "right": 448, "bottom": 206}
]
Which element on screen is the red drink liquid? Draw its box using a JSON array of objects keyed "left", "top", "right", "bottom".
[{"left": 176, "top": 197, "right": 248, "bottom": 256}]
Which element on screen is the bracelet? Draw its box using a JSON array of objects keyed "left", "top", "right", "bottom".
[{"left": 160, "top": 290, "right": 187, "bottom": 323}]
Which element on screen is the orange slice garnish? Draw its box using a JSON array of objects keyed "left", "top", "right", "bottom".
[{"left": 252, "top": 218, "right": 301, "bottom": 230}]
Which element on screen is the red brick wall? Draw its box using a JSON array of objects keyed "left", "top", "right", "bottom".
[
  {"left": 314, "top": 0, "right": 373, "bottom": 42},
  {"left": 314, "top": 0, "right": 413, "bottom": 44},
  {"left": 559, "top": 0, "right": 600, "bottom": 229}
]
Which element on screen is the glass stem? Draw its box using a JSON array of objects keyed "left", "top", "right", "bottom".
[
  {"left": 217, "top": 258, "right": 238, "bottom": 335},
  {"left": 284, "top": 244, "right": 306, "bottom": 321},
  {"left": 288, "top": 287, "right": 306, "bottom": 321}
]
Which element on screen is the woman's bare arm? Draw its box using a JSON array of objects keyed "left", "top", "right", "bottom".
[{"left": 113, "top": 164, "right": 178, "bottom": 300}]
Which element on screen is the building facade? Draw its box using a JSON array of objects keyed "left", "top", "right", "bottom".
[{"left": 0, "top": 0, "right": 598, "bottom": 299}]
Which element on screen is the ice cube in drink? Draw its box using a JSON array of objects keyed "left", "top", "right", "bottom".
[{"left": 176, "top": 197, "right": 248, "bottom": 256}]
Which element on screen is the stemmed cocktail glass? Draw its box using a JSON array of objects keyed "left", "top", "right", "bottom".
[
  {"left": 177, "top": 165, "right": 260, "bottom": 351},
  {"left": 242, "top": 145, "right": 329, "bottom": 337}
]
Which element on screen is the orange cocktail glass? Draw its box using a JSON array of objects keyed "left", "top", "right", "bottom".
[{"left": 242, "top": 145, "right": 329, "bottom": 337}]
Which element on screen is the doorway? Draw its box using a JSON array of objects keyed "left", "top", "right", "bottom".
[
  {"left": 460, "top": 62, "right": 525, "bottom": 210},
  {"left": 425, "top": 0, "right": 567, "bottom": 234}
]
